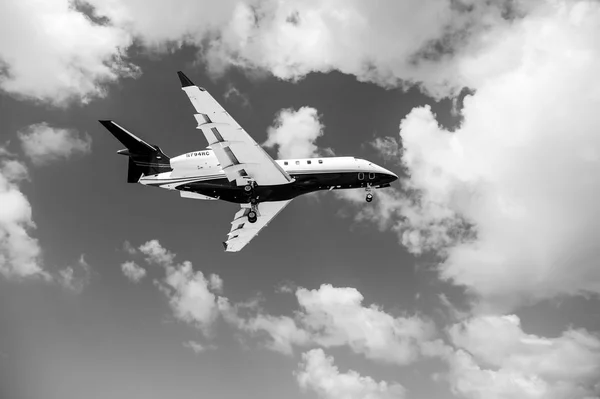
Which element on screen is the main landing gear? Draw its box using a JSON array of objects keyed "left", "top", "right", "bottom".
[
  {"left": 244, "top": 181, "right": 259, "bottom": 223},
  {"left": 247, "top": 210, "right": 258, "bottom": 223},
  {"left": 365, "top": 184, "right": 374, "bottom": 203}
]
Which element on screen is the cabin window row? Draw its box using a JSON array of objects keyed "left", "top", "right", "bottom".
[
  {"left": 358, "top": 172, "right": 376, "bottom": 180},
  {"left": 283, "top": 160, "right": 323, "bottom": 165}
]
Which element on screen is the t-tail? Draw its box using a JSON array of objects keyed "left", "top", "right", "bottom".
[{"left": 99, "top": 120, "right": 172, "bottom": 183}]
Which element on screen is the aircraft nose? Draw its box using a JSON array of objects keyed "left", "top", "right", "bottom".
[{"left": 379, "top": 166, "right": 398, "bottom": 182}]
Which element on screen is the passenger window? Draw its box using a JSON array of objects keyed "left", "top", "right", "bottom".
[
  {"left": 358, "top": 172, "right": 364, "bottom": 180},
  {"left": 295, "top": 160, "right": 300, "bottom": 165},
  {"left": 284, "top": 161, "right": 288, "bottom": 165},
  {"left": 369, "top": 173, "right": 375, "bottom": 179},
  {"left": 307, "top": 160, "right": 311, "bottom": 164},
  {"left": 318, "top": 160, "right": 323, "bottom": 164}
]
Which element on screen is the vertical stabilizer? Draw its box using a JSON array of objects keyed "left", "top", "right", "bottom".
[{"left": 99, "top": 120, "right": 172, "bottom": 183}]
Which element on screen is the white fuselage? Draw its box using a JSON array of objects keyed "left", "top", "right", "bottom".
[{"left": 139, "top": 149, "right": 397, "bottom": 198}]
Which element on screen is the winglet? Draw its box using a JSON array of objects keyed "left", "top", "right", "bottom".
[
  {"left": 222, "top": 241, "right": 228, "bottom": 250},
  {"left": 177, "top": 71, "right": 195, "bottom": 87}
]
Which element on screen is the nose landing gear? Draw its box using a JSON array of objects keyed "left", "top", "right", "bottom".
[{"left": 365, "top": 184, "right": 374, "bottom": 202}]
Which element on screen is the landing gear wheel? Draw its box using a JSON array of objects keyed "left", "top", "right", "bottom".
[
  {"left": 247, "top": 210, "right": 257, "bottom": 223},
  {"left": 250, "top": 197, "right": 258, "bottom": 205},
  {"left": 366, "top": 193, "right": 373, "bottom": 202},
  {"left": 244, "top": 184, "right": 253, "bottom": 192}
]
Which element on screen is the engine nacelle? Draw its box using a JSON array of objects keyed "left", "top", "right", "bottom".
[{"left": 170, "top": 149, "right": 220, "bottom": 177}]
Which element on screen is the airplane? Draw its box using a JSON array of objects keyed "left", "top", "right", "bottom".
[{"left": 99, "top": 71, "right": 398, "bottom": 252}]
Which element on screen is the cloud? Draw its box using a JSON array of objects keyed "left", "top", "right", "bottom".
[
  {"left": 201, "top": 0, "right": 529, "bottom": 98},
  {"left": 87, "top": 0, "right": 240, "bottom": 49},
  {"left": 370, "top": 136, "right": 402, "bottom": 164},
  {"left": 183, "top": 340, "right": 216, "bottom": 354},
  {"left": 0, "top": 156, "right": 45, "bottom": 279},
  {"left": 136, "top": 240, "right": 222, "bottom": 334},
  {"left": 220, "top": 299, "right": 310, "bottom": 355},
  {"left": 340, "top": 0, "right": 600, "bottom": 309},
  {"left": 264, "top": 107, "right": 327, "bottom": 159},
  {"left": 122, "top": 240, "right": 137, "bottom": 255},
  {"left": 0, "top": 146, "right": 94, "bottom": 282},
  {"left": 0, "top": 0, "right": 545, "bottom": 107},
  {"left": 442, "top": 315, "right": 600, "bottom": 399},
  {"left": 1, "top": 159, "right": 29, "bottom": 182},
  {"left": 295, "top": 349, "right": 406, "bottom": 399},
  {"left": 223, "top": 85, "right": 250, "bottom": 108},
  {"left": 120, "top": 260, "right": 146, "bottom": 283},
  {"left": 57, "top": 254, "right": 92, "bottom": 293},
  {"left": 0, "top": 0, "right": 543, "bottom": 107},
  {"left": 208, "top": 273, "right": 223, "bottom": 293},
  {"left": 221, "top": 284, "right": 434, "bottom": 364},
  {"left": 138, "top": 239, "right": 175, "bottom": 266},
  {"left": 157, "top": 261, "right": 220, "bottom": 332},
  {"left": 18, "top": 123, "right": 92, "bottom": 165},
  {"left": 0, "top": 0, "right": 137, "bottom": 105}
]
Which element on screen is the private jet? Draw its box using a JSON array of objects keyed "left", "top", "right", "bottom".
[{"left": 100, "top": 72, "right": 398, "bottom": 252}]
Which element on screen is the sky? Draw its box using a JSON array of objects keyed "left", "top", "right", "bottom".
[{"left": 1, "top": 1, "right": 600, "bottom": 399}]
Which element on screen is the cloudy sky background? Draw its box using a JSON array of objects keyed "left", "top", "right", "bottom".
[{"left": 1, "top": 0, "right": 600, "bottom": 398}]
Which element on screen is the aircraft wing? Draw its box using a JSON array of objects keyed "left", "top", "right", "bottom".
[
  {"left": 223, "top": 200, "right": 292, "bottom": 252},
  {"left": 177, "top": 71, "right": 293, "bottom": 187}
]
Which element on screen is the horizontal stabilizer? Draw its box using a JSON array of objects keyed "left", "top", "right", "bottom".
[{"left": 99, "top": 120, "right": 157, "bottom": 155}]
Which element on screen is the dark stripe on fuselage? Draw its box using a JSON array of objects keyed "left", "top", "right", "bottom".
[{"left": 146, "top": 171, "right": 397, "bottom": 203}]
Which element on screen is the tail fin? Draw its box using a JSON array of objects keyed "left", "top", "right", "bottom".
[{"left": 99, "top": 120, "right": 172, "bottom": 183}]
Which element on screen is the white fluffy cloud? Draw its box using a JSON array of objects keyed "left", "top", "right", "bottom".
[
  {"left": 87, "top": 0, "right": 239, "bottom": 48},
  {"left": 221, "top": 284, "right": 434, "bottom": 364},
  {"left": 264, "top": 107, "right": 325, "bottom": 159},
  {"left": 208, "top": 273, "right": 223, "bottom": 293},
  {"left": 341, "top": 0, "right": 600, "bottom": 309},
  {"left": 402, "top": 0, "right": 600, "bottom": 306},
  {"left": 158, "top": 261, "right": 221, "bottom": 332},
  {"left": 443, "top": 315, "right": 600, "bottom": 399},
  {"left": 0, "top": 0, "right": 542, "bottom": 106},
  {"left": 1, "top": 159, "right": 29, "bottom": 182},
  {"left": 138, "top": 239, "right": 175, "bottom": 266},
  {"left": 120, "top": 260, "right": 146, "bottom": 283},
  {"left": 0, "top": 156, "right": 45, "bottom": 279},
  {"left": 220, "top": 303, "right": 310, "bottom": 355},
  {"left": 136, "top": 240, "right": 222, "bottom": 333},
  {"left": 296, "top": 349, "right": 406, "bottom": 399},
  {"left": 0, "top": 0, "right": 137, "bottom": 105},
  {"left": 202, "top": 0, "right": 527, "bottom": 98},
  {"left": 18, "top": 123, "right": 92, "bottom": 165}
]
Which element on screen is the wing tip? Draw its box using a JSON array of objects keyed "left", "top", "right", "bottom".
[
  {"left": 177, "top": 71, "right": 206, "bottom": 91},
  {"left": 177, "top": 71, "right": 195, "bottom": 88}
]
